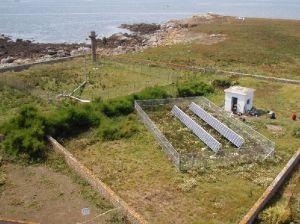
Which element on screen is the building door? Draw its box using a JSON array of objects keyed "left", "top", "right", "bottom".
[{"left": 232, "top": 97, "right": 238, "bottom": 112}]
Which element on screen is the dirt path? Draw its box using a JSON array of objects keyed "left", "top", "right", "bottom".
[{"left": 0, "top": 163, "right": 116, "bottom": 224}]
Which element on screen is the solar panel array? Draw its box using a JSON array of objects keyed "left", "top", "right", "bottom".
[
  {"left": 189, "top": 102, "right": 245, "bottom": 148},
  {"left": 171, "top": 105, "right": 222, "bottom": 153}
]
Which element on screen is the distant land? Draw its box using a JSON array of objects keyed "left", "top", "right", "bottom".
[{"left": 0, "top": 0, "right": 300, "bottom": 43}]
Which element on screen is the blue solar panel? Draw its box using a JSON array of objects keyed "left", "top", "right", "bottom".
[
  {"left": 189, "top": 102, "right": 244, "bottom": 148},
  {"left": 171, "top": 105, "right": 222, "bottom": 153}
]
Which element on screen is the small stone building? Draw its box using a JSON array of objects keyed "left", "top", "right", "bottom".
[{"left": 224, "top": 86, "right": 255, "bottom": 114}]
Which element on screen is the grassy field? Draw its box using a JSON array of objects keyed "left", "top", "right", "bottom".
[
  {"left": 63, "top": 76, "right": 300, "bottom": 224},
  {"left": 1, "top": 60, "right": 299, "bottom": 223},
  {"left": 0, "top": 58, "right": 182, "bottom": 104},
  {"left": 0, "top": 17, "right": 299, "bottom": 224},
  {"left": 259, "top": 165, "right": 300, "bottom": 223},
  {"left": 117, "top": 18, "right": 300, "bottom": 80}
]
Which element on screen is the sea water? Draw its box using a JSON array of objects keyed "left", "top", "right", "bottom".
[{"left": 0, "top": 0, "right": 299, "bottom": 43}]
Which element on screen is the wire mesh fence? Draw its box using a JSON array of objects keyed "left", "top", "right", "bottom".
[
  {"left": 135, "top": 101, "right": 180, "bottom": 169},
  {"left": 0, "top": 57, "right": 186, "bottom": 103},
  {"left": 135, "top": 97, "right": 275, "bottom": 171},
  {"left": 193, "top": 97, "right": 275, "bottom": 157}
]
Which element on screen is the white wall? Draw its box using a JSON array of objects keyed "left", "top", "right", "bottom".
[
  {"left": 244, "top": 93, "right": 254, "bottom": 112},
  {"left": 225, "top": 92, "right": 254, "bottom": 114}
]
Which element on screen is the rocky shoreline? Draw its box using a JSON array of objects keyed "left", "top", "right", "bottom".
[
  {"left": 0, "top": 13, "right": 233, "bottom": 68},
  {"left": 0, "top": 35, "right": 90, "bottom": 68},
  {"left": 96, "top": 13, "right": 229, "bottom": 56}
]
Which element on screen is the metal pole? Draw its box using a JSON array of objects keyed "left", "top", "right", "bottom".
[{"left": 89, "top": 31, "right": 97, "bottom": 62}]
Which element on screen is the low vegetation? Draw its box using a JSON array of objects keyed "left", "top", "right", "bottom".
[
  {"left": 292, "top": 127, "right": 300, "bottom": 138},
  {"left": 46, "top": 103, "right": 100, "bottom": 138},
  {"left": 63, "top": 76, "right": 300, "bottom": 223},
  {"left": 0, "top": 17, "right": 299, "bottom": 224},
  {"left": 177, "top": 81, "right": 214, "bottom": 97},
  {"left": 257, "top": 165, "right": 300, "bottom": 224},
  {"left": 101, "top": 97, "right": 134, "bottom": 117},
  {"left": 0, "top": 103, "right": 100, "bottom": 161},
  {"left": 119, "top": 18, "right": 300, "bottom": 80},
  {"left": 212, "top": 78, "right": 236, "bottom": 89},
  {"left": 1, "top": 105, "right": 47, "bottom": 160},
  {"left": 0, "top": 85, "right": 47, "bottom": 124},
  {"left": 0, "top": 86, "right": 173, "bottom": 161},
  {"left": 97, "top": 115, "right": 139, "bottom": 141},
  {"left": 133, "top": 85, "right": 171, "bottom": 100},
  {"left": 259, "top": 205, "right": 292, "bottom": 224}
]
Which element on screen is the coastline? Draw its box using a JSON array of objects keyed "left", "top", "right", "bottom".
[
  {"left": 0, "top": 35, "right": 90, "bottom": 68},
  {"left": 96, "top": 13, "right": 228, "bottom": 56},
  {"left": 0, "top": 13, "right": 230, "bottom": 68}
]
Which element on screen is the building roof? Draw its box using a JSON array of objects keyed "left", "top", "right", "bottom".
[{"left": 224, "top": 86, "right": 255, "bottom": 96}]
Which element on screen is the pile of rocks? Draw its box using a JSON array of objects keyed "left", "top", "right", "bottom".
[
  {"left": 98, "top": 14, "right": 228, "bottom": 56},
  {"left": 0, "top": 34, "right": 89, "bottom": 67},
  {"left": 1, "top": 56, "right": 14, "bottom": 64},
  {"left": 119, "top": 23, "right": 161, "bottom": 34},
  {"left": 1, "top": 13, "right": 229, "bottom": 64}
]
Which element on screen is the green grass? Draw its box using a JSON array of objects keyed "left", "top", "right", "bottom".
[
  {"left": 63, "top": 118, "right": 277, "bottom": 224},
  {"left": 62, "top": 76, "right": 300, "bottom": 223},
  {"left": 0, "top": 58, "right": 181, "bottom": 103},
  {"left": 0, "top": 16, "right": 299, "bottom": 224},
  {"left": 144, "top": 102, "right": 264, "bottom": 164},
  {"left": 118, "top": 18, "right": 300, "bottom": 80},
  {"left": 0, "top": 57, "right": 217, "bottom": 128},
  {"left": 0, "top": 85, "right": 49, "bottom": 124},
  {"left": 258, "top": 165, "right": 300, "bottom": 224},
  {"left": 1, "top": 61, "right": 299, "bottom": 223}
]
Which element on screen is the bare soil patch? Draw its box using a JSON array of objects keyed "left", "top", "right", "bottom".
[
  {"left": 0, "top": 163, "right": 115, "bottom": 224},
  {"left": 266, "top": 125, "right": 284, "bottom": 134}
]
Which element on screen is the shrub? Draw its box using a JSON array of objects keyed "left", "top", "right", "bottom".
[
  {"left": 47, "top": 104, "right": 100, "bottom": 138},
  {"left": 0, "top": 103, "right": 102, "bottom": 160},
  {"left": 101, "top": 86, "right": 170, "bottom": 117},
  {"left": 212, "top": 79, "right": 233, "bottom": 88},
  {"left": 1, "top": 105, "right": 47, "bottom": 160},
  {"left": 0, "top": 85, "right": 171, "bottom": 159},
  {"left": 98, "top": 115, "right": 138, "bottom": 141},
  {"left": 108, "top": 211, "right": 128, "bottom": 224},
  {"left": 133, "top": 86, "right": 170, "bottom": 100},
  {"left": 292, "top": 127, "right": 300, "bottom": 137},
  {"left": 177, "top": 82, "right": 214, "bottom": 97},
  {"left": 101, "top": 97, "right": 134, "bottom": 117},
  {"left": 258, "top": 205, "right": 291, "bottom": 224}
]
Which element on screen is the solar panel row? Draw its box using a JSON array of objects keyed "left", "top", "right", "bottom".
[
  {"left": 171, "top": 105, "right": 222, "bottom": 153},
  {"left": 189, "top": 102, "right": 244, "bottom": 148}
]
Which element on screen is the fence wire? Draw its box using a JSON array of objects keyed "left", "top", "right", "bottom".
[
  {"left": 0, "top": 58, "right": 183, "bottom": 103},
  {"left": 135, "top": 97, "right": 275, "bottom": 171},
  {"left": 135, "top": 102, "right": 180, "bottom": 169}
]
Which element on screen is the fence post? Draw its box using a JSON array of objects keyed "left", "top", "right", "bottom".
[{"left": 89, "top": 31, "right": 97, "bottom": 62}]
